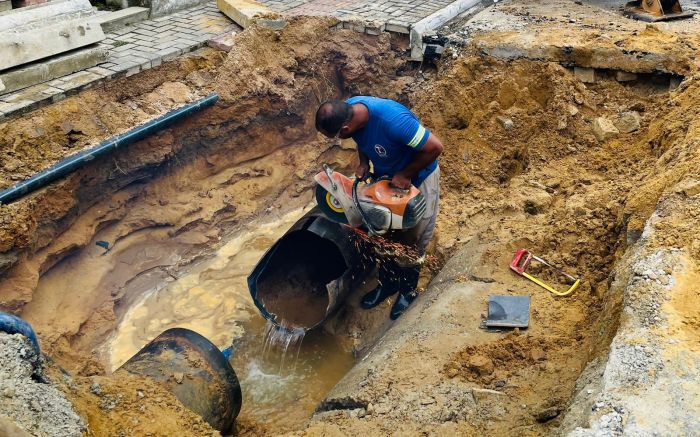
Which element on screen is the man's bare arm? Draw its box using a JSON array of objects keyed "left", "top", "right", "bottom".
[{"left": 392, "top": 133, "right": 443, "bottom": 189}]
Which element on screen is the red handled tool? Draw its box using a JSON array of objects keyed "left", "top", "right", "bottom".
[{"left": 510, "top": 249, "right": 580, "bottom": 296}]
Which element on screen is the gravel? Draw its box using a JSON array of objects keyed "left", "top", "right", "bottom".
[{"left": 0, "top": 332, "right": 84, "bottom": 437}]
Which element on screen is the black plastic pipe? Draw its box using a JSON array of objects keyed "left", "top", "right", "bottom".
[
  {"left": 119, "top": 328, "right": 242, "bottom": 433},
  {"left": 0, "top": 93, "right": 219, "bottom": 205},
  {"left": 248, "top": 209, "right": 371, "bottom": 331},
  {"left": 0, "top": 311, "right": 40, "bottom": 355}
]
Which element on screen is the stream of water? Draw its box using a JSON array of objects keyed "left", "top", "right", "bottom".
[{"left": 106, "top": 206, "right": 355, "bottom": 431}]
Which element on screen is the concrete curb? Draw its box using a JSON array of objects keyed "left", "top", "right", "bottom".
[
  {"left": 216, "top": 0, "right": 285, "bottom": 30},
  {"left": 0, "top": 46, "right": 110, "bottom": 96},
  {"left": 409, "top": 0, "right": 481, "bottom": 60},
  {"left": 91, "top": 7, "right": 149, "bottom": 33}
]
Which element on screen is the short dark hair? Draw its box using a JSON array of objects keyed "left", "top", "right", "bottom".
[{"left": 315, "top": 100, "right": 352, "bottom": 135}]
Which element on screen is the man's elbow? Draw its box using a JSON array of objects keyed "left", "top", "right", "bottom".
[{"left": 428, "top": 137, "right": 444, "bottom": 158}]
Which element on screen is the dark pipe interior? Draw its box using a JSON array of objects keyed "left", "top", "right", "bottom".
[{"left": 256, "top": 230, "right": 347, "bottom": 329}]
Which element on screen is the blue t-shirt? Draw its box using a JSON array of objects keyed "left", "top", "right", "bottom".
[{"left": 346, "top": 96, "right": 437, "bottom": 187}]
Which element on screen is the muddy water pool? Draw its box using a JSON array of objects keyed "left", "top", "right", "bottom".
[{"left": 106, "top": 206, "right": 355, "bottom": 431}]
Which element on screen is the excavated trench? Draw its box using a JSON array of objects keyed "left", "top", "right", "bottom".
[{"left": 0, "top": 15, "right": 696, "bottom": 437}]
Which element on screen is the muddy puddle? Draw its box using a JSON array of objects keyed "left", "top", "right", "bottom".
[{"left": 104, "top": 205, "right": 354, "bottom": 430}]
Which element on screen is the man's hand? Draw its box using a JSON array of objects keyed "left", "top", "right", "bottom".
[
  {"left": 390, "top": 173, "right": 411, "bottom": 190},
  {"left": 356, "top": 162, "right": 370, "bottom": 181}
]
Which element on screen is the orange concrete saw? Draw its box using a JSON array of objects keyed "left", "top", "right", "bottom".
[{"left": 314, "top": 164, "right": 427, "bottom": 235}]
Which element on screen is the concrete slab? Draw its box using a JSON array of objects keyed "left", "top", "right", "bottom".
[
  {"left": 0, "top": 0, "right": 11, "bottom": 13},
  {"left": 91, "top": 7, "right": 150, "bottom": 33},
  {"left": 409, "top": 0, "right": 481, "bottom": 60},
  {"left": 151, "top": 0, "right": 210, "bottom": 18},
  {"left": 217, "top": 0, "right": 285, "bottom": 29},
  {"left": 0, "top": 46, "right": 109, "bottom": 96},
  {"left": 0, "top": 18, "right": 106, "bottom": 70},
  {"left": 0, "top": 0, "right": 92, "bottom": 32}
]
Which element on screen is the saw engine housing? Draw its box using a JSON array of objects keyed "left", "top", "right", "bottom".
[{"left": 314, "top": 166, "right": 427, "bottom": 235}]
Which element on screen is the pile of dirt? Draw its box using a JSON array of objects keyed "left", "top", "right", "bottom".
[
  {"left": 0, "top": 332, "right": 84, "bottom": 437},
  {"left": 57, "top": 368, "right": 219, "bottom": 437}
]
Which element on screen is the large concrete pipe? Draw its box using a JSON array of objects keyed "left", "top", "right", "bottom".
[
  {"left": 247, "top": 209, "right": 370, "bottom": 330},
  {"left": 118, "top": 328, "right": 242, "bottom": 433}
]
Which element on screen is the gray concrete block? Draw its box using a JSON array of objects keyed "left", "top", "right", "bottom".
[
  {"left": 574, "top": 67, "right": 597, "bottom": 83},
  {"left": 0, "top": 45, "right": 109, "bottom": 96},
  {"left": 615, "top": 71, "right": 638, "bottom": 82},
  {"left": 0, "top": 0, "right": 11, "bottom": 12},
  {"left": 150, "top": 0, "right": 210, "bottom": 18},
  {"left": 0, "top": 0, "right": 92, "bottom": 33},
  {"left": 0, "top": 18, "right": 106, "bottom": 70},
  {"left": 91, "top": 7, "right": 149, "bottom": 33},
  {"left": 217, "top": 0, "right": 285, "bottom": 30}
]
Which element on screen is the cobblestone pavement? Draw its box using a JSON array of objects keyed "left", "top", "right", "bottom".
[
  {"left": 0, "top": 1, "right": 239, "bottom": 120},
  {"left": 258, "top": 0, "right": 457, "bottom": 32},
  {"left": 97, "top": 2, "right": 238, "bottom": 75}
]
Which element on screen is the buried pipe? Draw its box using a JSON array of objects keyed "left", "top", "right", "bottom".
[
  {"left": 247, "top": 209, "right": 370, "bottom": 331},
  {"left": 0, "top": 93, "right": 219, "bottom": 205},
  {"left": 0, "top": 311, "right": 40, "bottom": 355},
  {"left": 119, "top": 328, "right": 242, "bottom": 433}
]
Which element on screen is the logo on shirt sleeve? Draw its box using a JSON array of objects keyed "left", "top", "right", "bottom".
[{"left": 374, "top": 144, "right": 388, "bottom": 157}]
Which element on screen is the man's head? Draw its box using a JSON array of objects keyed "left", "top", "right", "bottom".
[{"left": 315, "top": 100, "right": 354, "bottom": 139}]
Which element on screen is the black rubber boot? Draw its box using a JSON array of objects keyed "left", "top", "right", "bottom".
[
  {"left": 360, "top": 260, "right": 400, "bottom": 310},
  {"left": 389, "top": 265, "right": 421, "bottom": 320}
]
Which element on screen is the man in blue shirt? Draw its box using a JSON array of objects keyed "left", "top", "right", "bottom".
[{"left": 315, "top": 96, "right": 443, "bottom": 320}]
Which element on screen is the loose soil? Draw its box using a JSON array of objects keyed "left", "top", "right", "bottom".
[{"left": 1, "top": 5, "right": 700, "bottom": 436}]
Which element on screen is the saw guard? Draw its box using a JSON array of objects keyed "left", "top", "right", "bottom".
[{"left": 314, "top": 169, "right": 363, "bottom": 227}]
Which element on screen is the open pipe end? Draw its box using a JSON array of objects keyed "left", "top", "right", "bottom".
[{"left": 249, "top": 216, "right": 352, "bottom": 330}]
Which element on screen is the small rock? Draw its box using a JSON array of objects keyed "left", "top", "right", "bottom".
[
  {"left": 446, "top": 367, "right": 459, "bottom": 378},
  {"left": 675, "top": 179, "right": 700, "bottom": 197},
  {"left": 3, "top": 387, "right": 16, "bottom": 398},
  {"left": 494, "top": 380, "right": 506, "bottom": 388},
  {"left": 357, "top": 409, "right": 366, "bottom": 418},
  {"left": 366, "top": 403, "right": 375, "bottom": 414},
  {"left": 420, "top": 397, "right": 436, "bottom": 405},
  {"left": 530, "top": 348, "right": 546, "bottom": 361},
  {"left": 535, "top": 406, "right": 560, "bottom": 423},
  {"left": 568, "top": 105, "right": 579, "bottom": 116},
  {"left": 496, "top": 116, "right": 514, "bottom": 130},
  {"left": 2, "top": 157, "right": 21, "bottom": 172},
  {"left": 173, "top": 372, "right": 184, "bottom": 384},
  {"left": 90, "top": 383, "right": 102, "bottom": 395},
  {"left": 592, "top": 117, "right": 619, "bottom": 142},
  {"left": 137, "top": 390, "right": 145, "bottom": 398},
  {"left": 467, "top": 355, "right": 494, "bottom": 376},
  {"left": 614, "top": 111, "right": 641, "bottom": 134}
]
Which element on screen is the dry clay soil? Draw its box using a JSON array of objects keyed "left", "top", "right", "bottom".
[{"left": 1, "top": 14, "right": 700, "bottom": 437}]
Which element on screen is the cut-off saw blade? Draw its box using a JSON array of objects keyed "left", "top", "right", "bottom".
[{"left": 315, "top": 184, "right": 348, "bottom": 224}]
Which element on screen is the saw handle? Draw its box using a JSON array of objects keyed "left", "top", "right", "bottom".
[{"left": 510, "top": 249, "right": 532, "bottom": 275}]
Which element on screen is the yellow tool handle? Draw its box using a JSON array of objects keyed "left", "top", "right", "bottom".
[{"left": 522, "top": 272, "right": 580, "bottom": 297}]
